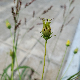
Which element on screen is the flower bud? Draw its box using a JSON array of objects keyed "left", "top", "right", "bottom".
[
  {"left": 74, "top": 48, "right": 78, "bottom": 54},
  {"left": 41, "top": 18, "right": 52, "bottom": 41},
  {"left": 10, "top": 49, "right": 14, "bottom": 57},
  {"left": 66, "top": 40, "right": 70, "bottom": 47},
  {"left": 6, "top": 20, "right": 11, "bottom": 29}
]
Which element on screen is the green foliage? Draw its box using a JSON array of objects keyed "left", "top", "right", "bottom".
[{"left": 1, "top": 64, "right": 11, "bottom": 80}]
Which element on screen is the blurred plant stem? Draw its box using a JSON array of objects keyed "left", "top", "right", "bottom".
[
  {"left": 56, "top": 46, "right": 68, "bottom": 80},
  {"left": 60, "top": 54, "right": 75, "bottom": 80},
  {"left": 11, "top": 57, "right": 14, "bottom": 80}
]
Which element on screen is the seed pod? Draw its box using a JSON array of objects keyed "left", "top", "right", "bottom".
[{"left": 5, "top": 20, "right": 11, "bottom": 29}]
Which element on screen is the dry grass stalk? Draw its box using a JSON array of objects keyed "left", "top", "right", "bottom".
[
  {"left": 28, "top": 26, "right": 34, "bottom": 32},
  {"left": 15, "top": 20, "right": 21, "bottom": 31},
  {"left": 63, "top": 4, "right": 66, "bottom": 17},
  {"left": 70, "top": 0, "right": 75, "bottom": 5},
  {"left": 42, "top": 5, "right": 53, "bottom": 14},
  {"left": 25, "top": 18, "right": 27, "bottom": 25},
  {"left": 65, "top": 17, "right": 74, "bottom": 25},
  {"left": 33, "top": 11, "right": 35, "bottom": 17},
  {"left": 69, "top": 7, "right": 75, "bottom": 14},
  {"left": 25, "top": 0, "right": 36, "bottom": 8},
  {"left": 60, "top": 24, "right": 64, "bottom": 33},
  {"left": 37, "top": 23, "right": 43, "bottom": 25}
]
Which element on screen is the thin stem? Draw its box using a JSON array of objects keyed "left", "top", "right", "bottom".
[
  {"left": 10, "top": 29, "right": 15, "bottom": 80},
  {"left": 11, "top": 57, "right": 14, "bottom": 80},
  {"left": 45, "top": 40, "right": 47, "bottom": 56},
  {"left": 14, "top": 47, "right": 21, "bottom": 80},
  {"left": 14, "top": 24, "right": 21, "bottom": 80},
  {"left": 10, "top": 29, "right": 15, "bottom": 57},
  {"left": 41, "top": 40, "right": 47, "bottom": 80},
  {"left": 61, "top": 54, "right": 75, "bottom": 80},
  {"left": 10, "top": 29, "right": 13, "bottom": 41},
  {"left": 56, "top": 46, "right": 68, "bottom": 80}
]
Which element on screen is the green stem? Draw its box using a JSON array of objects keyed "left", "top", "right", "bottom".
[
  {"left": 41, "top": 40, "right": 47, "bottom": 80},
  {"left": 61, "top": 54, "right": 75, "bottom": 80},
  {"left": 10, "top": 29, "right": 15, "bottom": 57},
  {"left": 45, "top": 40, "right": 47, "bottom": 56},
  {"left": 10, "top": 29, "right": 15, "bottom": 52},
  {"left": 10, "top": 29, "right": 15, "bottom": 80},
  {"left": 10, "top": 29, "right": 13, "bottom": 41},
  {"left": 11, "top": 57, "right": 14, "bottom": 80},
  {"left": 14, "top": 47, "right": 21, "bottom": 80},
  {"left": 56, "top": 46, "right": 68, "bottom": 80}
]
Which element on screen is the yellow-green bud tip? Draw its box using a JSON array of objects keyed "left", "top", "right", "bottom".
[
  {"left": 6, "top": 20, "right": 11, "bottom": 29},
  {"left": 74, "top": 48, "right": 78, "bottom": 54},
  {"left": 66, "top": 40, "right": 70, "bottom": 47}
]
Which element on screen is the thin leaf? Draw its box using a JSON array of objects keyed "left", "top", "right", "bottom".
[
  {"left": 21, "top": 68, "right": 26, "bottom": 78},
  {"left": 67, "top": 71, "right": 80, "bottom": 80},
  {"left": 21, "top": 69, "right": 29, "bottom": 80},
  {"left": 4, "top": 64, "right": 11, "bottom": 72},
  {"left": 1, "top": 64, "right": 11, "bottom": 79},
  {"left": 5, "top": 73, "right": 11, "bottom": 80}
]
